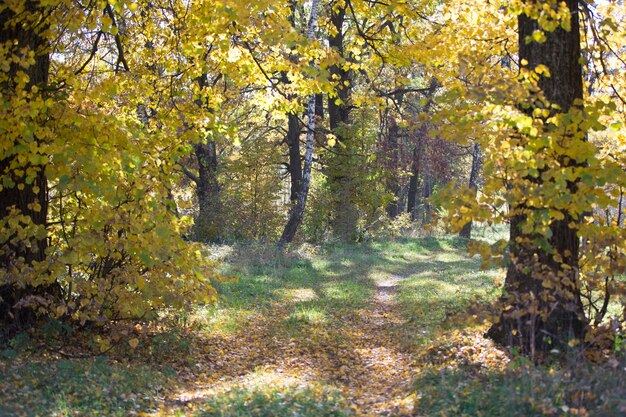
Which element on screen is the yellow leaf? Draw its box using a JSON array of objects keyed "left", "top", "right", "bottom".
[
  {"left": 99, "top": 337, "right": 111, "bottom": 353},
  {"left": 129, "top": 338, "right": 139, "bottom": 349},
  {"left": 101, "top": 15, "right": 113, "bottom": 28},
  {"left": 568, "top": 338, "right": 580, "bottom": 348}
]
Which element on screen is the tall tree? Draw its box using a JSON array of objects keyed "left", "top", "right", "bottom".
[
  {"left": 0, "top": 1, "right": 58, "bottom": 328},
  {"left": 279, "top": 0, "right": 322, "bottom": 245},
  {"left": 488, "top": 0, "right": 587, "bottom": 355},
  {"left": 407, "top": 78, "right": 437, "bottom": 221},
  {"left": 407, "top": 122, "right": 425, "bottom": 220},
  {"left": 383, "top": 113, "right": 403, "bottom": 218},
  {"left": 188, "top": 74, "right": 223, "bottom": 241},
  {"left": 326, "top": 0, "right": 358, "bottom": 241}
]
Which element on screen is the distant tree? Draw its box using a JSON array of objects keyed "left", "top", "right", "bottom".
[{"left": 459, "top": 143, "right": 481, "bottom": 239}]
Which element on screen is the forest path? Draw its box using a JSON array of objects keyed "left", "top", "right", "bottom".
[
  {"left": 341, "top": 269, "right": 422, "bottom": 415},
  {"left": 155, "top": 250, "right": 429, "bottom": 417}
]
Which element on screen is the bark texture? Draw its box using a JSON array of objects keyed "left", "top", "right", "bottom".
[
  {"left": 384, "top": 116, "right": 402, "bottom": 218},
  {"left": 407, "top": 124, "right": 425, "bottom": 220},
  {"left": 327, "top": 3, "right": 358, "bottom": 241},
  {"left": 186, "top": 74, "right": 223, "bottom": 242},
  {"left": 285, "top": 113, "right": 303, "bottom": 205},
  {"left": 191, "top": 140, "right": 221, "bottom": 241}
]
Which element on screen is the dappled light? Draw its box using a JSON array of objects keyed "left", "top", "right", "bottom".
[
  {"left": 276, "top": 288, "right": 319, "bottom": 303},
  {"left": 2, "top": 0, "right": 626, "bottom": 415}
]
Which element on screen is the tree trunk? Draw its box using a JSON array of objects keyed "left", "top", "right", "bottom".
[
  {"left": 459, "top": 143, "right": 481, "bottom": 239},
  {"left": 186, "top": 74, "right": 223, "bottom": 241},
  {"left": 407, "top": 125, "right": 425, "bottom": 220},
  {"left": 407, "top": 79, "right": 436, "bottom": 221},
  {"left": 282, "top": 0, "right": 302, "bottom": 207},
  {"left": 422, "top": 172, "right": 434, "bottom": 224},
  {"left": 191, "top": 140, "right": 221, "bottom": 241},
  {"left": 385, "top": 116, "right": 402, "bottom": 218},
  {"left": 327, "top": 3, "right": 358, "bottom": 241},
  {"left": 488, "top": 0, "right": 587, "bottom": 355},
  {"left": 286, "top": 113, "right": 303, "bottom": 204},
  {"left": 0, "top": 2, "right": 57, "bottom": 332},
  {"left": 278, "top": 0, "right": 321, "bottom": 245},
  {"left": 279, "top": 94, "right": 317, "bottom": 245}
]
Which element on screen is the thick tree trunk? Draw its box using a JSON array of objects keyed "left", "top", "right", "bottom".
[
  {"left": 278, "top": 0, "right": 321, "bottom": 245},
  {"left": 279, "top": 94, "right": 317, "bottom": 245},
  {"left": 0, "top": 2, "right": 57, "bottom": 331},
  {"left": 407, "top": 80, "right": 436, "bottom": 221},
  {"left": 282, "top": 0, "right": 302, "bottom": 207},
  {"left": 488, "top": 0, "right": 587, "bottom": 355},
  {"left": 186, "top": 74, "right": 223, "bottom": 241},
  {"left": 459, "top": 143, "right": 481, "bottom": 239},
  {"left": 327, "top": 4, "right": 358, "bottom": 241}
]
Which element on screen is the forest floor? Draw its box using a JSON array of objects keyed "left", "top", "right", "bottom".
[{"left": 2, "top": 235, "right": 626, "bottom": 416}]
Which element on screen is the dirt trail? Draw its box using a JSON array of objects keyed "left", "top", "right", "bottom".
[
  {"left": 157, "top": 269, "right": 421, "bottom": 417},
  {"left": 341, "top": 274, "right": 420, "bottom": 416}
]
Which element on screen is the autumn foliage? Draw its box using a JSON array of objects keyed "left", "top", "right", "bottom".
[{"left": 1, "top": 0, "right": 626, "bottom": 371}]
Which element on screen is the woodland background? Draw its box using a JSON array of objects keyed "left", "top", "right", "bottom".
[{"left": 1, "top": 0, "right": 626, "bottom": 415}]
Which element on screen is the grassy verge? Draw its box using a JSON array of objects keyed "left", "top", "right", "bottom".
[{"left": 415, "top": 357, "right": 626, "bottom": 416}]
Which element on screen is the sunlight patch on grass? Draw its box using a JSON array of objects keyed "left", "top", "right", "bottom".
[
  {"left": 253, "top": 275, "right": 280, "bottom": 284},
  {"left": 176, "top": 367, "right": 311, "bottom": 403},
  {"left": 286, "top": 306, "right": 328, "bottom": 326},
  {"left": 432, "top": 251, "right": 469, "bottom": 263},
  {"left": 402, "top": 278, "right": 461, "bottom": 297},
  {"left": 165, "top": 365, "right": 353, "bottom": 417},
  {"left": 275, "top": 288, "right": 318, "bottom": 303},
  {"left": 196, "top": 383, "right": 353, "bottom": 417},
  {"left": 339, "top": 258, "right": 356, "bottom": 267}
]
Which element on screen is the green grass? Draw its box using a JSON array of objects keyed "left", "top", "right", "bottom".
[
  {"left": 193, "top": 242, "right": 386, "bottom": 336},
  {"left": 197, "top": 385, "right": 354, "bottom": 417},
  {"left": 2, "top": 236, "right": 486, "bottom": 415}
]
